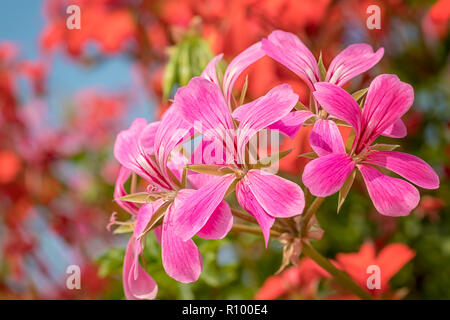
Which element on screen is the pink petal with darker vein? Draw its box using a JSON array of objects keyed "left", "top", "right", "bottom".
[
  {"left": 161, "top": 203, "right": 202, "bottom": 283},
  {"left": 267, "top": 110, "right": 315, "bottom": 139},
  {"left": 223, "top": 42, "right": 265, "bottom": 105},
  {"left": 302, "top": 153, "right": 355, "bottom": 197},
  {"left": 262, "top": 30, "right": 319, "bottom": 89},
  {"left": 123, "top": 237, "right": 158, "bottom": 300},
  {"left": 381, "top": 119, "right": 407, "bottom": 138},
  {"left": 244, "top": 169, "right": 305, "bottom": 218},
  {"left": 236, "top": 179, "right": 275, "bottom": 247},
  {"left": 309, "top": 119, "right": 345, "bottom": 156},
  {"left": 171, "top": 174, "right": 236, "bottom": 241},
  {"left": 358, "top": 164, "right": 420, "bottom": 217},
  {"left": 364, "top": 151, "right": 439, "bottom": 189},
  {"left": 326, "top": 44, "right": 384, "bottom": 87}
]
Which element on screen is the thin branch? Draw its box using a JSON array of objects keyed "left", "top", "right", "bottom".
[
  {"left": 301, "top": 197, "right": 325, "bottom": 236},
  {"left": 231, "top": 208, "right": 285, "bottom": 233},
  {"left": 231, "top": 224, "right": 281, "bottom": 238}
]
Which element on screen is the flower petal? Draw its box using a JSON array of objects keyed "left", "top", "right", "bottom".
[
  {"left": 174, "top": 77, "right": 235, "bottom": 145},
  {"left": 223, "top": 42, "right": 264, "bottom": 105},
  {"left": 197, "top": 200, "right": 233, "bottom": 240},
  {"left": 364, "top": 151, "right": 439, "bottom": 189},
  {"left": 309, "top": 119, "right": 345, "bottom": 156},
  {"left": 161, "top": 204, "right": 202, "bottom": 283},
  {"left": 236, "top": 179, "right": 275, "bottom": 247},
  {"left": 302, "top": 153, "right": 355, "bottom": 197},
  {"left": 114, "top": 166, "right": 139, "bottom": 216},
  {"left": 201, "top": 54, "right": 223, "bottom": 86},
  {"left": 313, "top": 82, "right": 362, "bottom": 134},
  {"left": 174, "top": 189, "right": 233, "bottom": 240},
  {"left": 154, "top": 105, "right": 191, "bottom": 175},
  {"left": 171, "top": 174, "right": 236, "bottom": 241},
  {"left": 133, "top": 200, "right": 164, "bottom": 237},
  {"left": 114, "top": 118, "right": 170, "bottom": 189},
  {"left": 114, "top": 118, "right": 147, "bottom": 173},
  {"left": 381, "top": 119, "right": 407, "bottom": 138},
  {"left": 326, "top": 44, "right": 384, "bottom": 86},
  {"left": 233, "top": 84, "right": 299, "bottom": 129},
  {"left": 358, "top": 164, "right": 420, "bottom": 216},
  {"left": 359, "top": 74, "right": 414, "bottom": 151},
  {"left": 267, "top": 110, "right": 315, "bottom": 139},
  {"left": 234, "top": 84, "right": 299, "bottom": 160},
  {"left": 376, "top": 243, "right": 415, "bottom": 288},
  {"left": 188, "top": 138, "right": 230, "bottom": 189},
  {"left": 123, "top": 237, "right": 158, "bottom": 300},
  {"left": 262, "top": 30, "right": 320, "bottom": 89},
  {"left": 244, "top": 169, "right": 305, "bottom": 218}
]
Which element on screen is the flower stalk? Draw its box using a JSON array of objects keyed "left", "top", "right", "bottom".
[
  {"left": 300, "top": 197, "right": 325, "bottom": 236},
  {"left": 231, "top": 223, "right": 282, "bottom": 238}
]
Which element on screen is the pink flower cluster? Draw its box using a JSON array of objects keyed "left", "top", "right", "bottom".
[{"left": 112, "top": 30, "right": 439, "bottom": 299}]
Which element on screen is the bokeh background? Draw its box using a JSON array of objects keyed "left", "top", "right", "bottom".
[{"left": 0, "top": 0, "right": 448, "bottom": 299}]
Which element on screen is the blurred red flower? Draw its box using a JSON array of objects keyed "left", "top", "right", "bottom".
[
  {"left": 0, "top": 150, "right": 21, "bottom": 184},
  {"left": 256, "top": 243, "right": 415, "bottom": 300}
]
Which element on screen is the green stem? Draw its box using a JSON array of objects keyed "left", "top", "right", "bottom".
[
  {"left": 233, "top": 196, "right": 371, "bottom": 300},
  {"left": 302, "top": 241, "right": 374, "bottom": 300},
  {"left": 231, "top": 209, "right": 285, "bottom": 233},
  {"left": 131, "top": 173, "right": 137, "bottom": 194},
  {"left": 231, "top": 224, "right": 281, "bottom": 238},
  {"left": 301, "top": 197, "right": 325, "bottom": 236}
]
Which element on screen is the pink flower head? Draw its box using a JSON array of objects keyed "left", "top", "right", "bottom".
[
  {"left": 171, "top": 74, "right": 305, "bottom": 246},
  {"left": 261, "top": 30, "right": 386, "bottom": 139},
  {"left": 262, "top": 30, "right": 384, "bottom": 90},
  {"left": 113, "top": 106, "right": 233, "bottom": 299},
  {"left": 302, "top": 74, "right": 439, "bottom": 216}
]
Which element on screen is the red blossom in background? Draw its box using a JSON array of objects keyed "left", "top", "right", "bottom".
[{"left": 256, "top": 243, "right": 415, "bottom": 300}]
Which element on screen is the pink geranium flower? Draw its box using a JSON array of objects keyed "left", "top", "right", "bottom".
[
  {"left": 171, "top": 76, "right": 305, "bottom": 246},
  {"left": 302, "top": 74, "right": 439, "bottom": 216},
  {"left": 113, "top": 107, "right": 233, "bottom": 299},
  {"left": 260, "top": 30, "right": 399, "bottom": 142}
]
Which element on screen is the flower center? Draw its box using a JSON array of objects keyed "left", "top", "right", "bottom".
[{"left": 234, "top": 168, "right": 247, "bottom": 180}]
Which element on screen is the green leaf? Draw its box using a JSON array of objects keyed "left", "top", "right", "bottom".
[
  {"left": 337, "top": 169, "right": 356, "bottom": 213},
  {"left": 298, "top": 151, "right": 318, "bottom": 159},
  {"left": 178, "top": 41, "right": 191, "bottom": 86},
  {"left": 186, "top": 164, "right": 234, "bottom": 176},
  {"left": 116, "top": 192, "right": 155, "bottom": 204},
  {"left": 239, "top": 75, "right": 249, "bottom": 106},
  {"left": 167, "top": 167, "right": 182, "bottom": 188},
  {"left": 96, "top": 248, "right": 126, "bottom": 277},
  {"left": 345, "top": 130, "right": 356, "bottom": 152},
  {"left": 318, "top": 51, "right": 327, "bottom": 81},
  {"left": 137, "top": 201, "right": 171, "bottom": 239},
  {"left": 371, "top": 144, "right": 400, "bottom": 151},
  {"left": 224, "top": 179, "right": 237, "bottom": 198},
  {"left": 303, "top": 116, "right": 316, "bottom": 126},
  {"left": 162, "top": 46, "right": 180, "bottom": 100},
  {"left": 352, "top": 88, "right": 368, "bottom": 102},
  {"left": 333, "top": 119, "right": 352, "bottom": 127},
  {"left": 112, "top": 223, "right": 134, "bottom": 234},
  {"left": 162, "top": 36, "right": 214, "bottom": 100},
  {"left": 295, "top": 100, "right": 310, "bottom": 111},
  {"left": 181, "top": 167, "right": 187, "bottom": 188}
]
